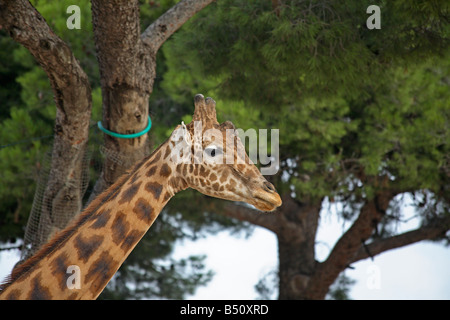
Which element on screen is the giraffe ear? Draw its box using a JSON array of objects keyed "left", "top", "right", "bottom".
[{"left": 171, "top": 121, "right": 192, "bottom": 147}]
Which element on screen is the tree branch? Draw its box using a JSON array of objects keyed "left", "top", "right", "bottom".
[
  {"left": 351, "top": 215, "right": 450, "bottom": 263},
  {"left": 306, "top": 190, "right": 397, "bottom": 299},
  {"left": 0, "top": 0, "right": 92, "bottom": 129},
  {"left": 141, "top": 0, "right": 215, "bottom": 52}
]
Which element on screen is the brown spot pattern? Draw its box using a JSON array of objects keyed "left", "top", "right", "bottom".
[
  {"left": 51, "top": 252, "right": 70, "bottom": 291},
  {"left": 146, "top": 165, "right": 157, "bottom": 177},
  {"left": 118, "top": 181, "right": 142, "bottom": 204},
  {"left": 164, "top": 146, "right": 171, "bottom": 159},
  {"left": 129, "top": 172, "right": 140, "bottom": 184},
  {"left": 120, "top": 229, "right": 145, "bottom": 252},
  {"left": 145, "top": 182, "right": 163, "bottom": 200},
  {"left": 5, "top": 289, "right": 20, "bottom": 300},
  {"left": 160, "top": 163, "right": 172, "bottom": 177},
  {"left": 133, "top": 197, "right": 154, "bottom": 224},
  {"left": 74, "top": 234, "right": 104, "bottom": 263},
  {"left": 145, "top": 150, "right": 161, "bottom": 168},
  {"left": 90, "top": 208, "right": 112, "bottom": 229},
  {"left": 111, "top": 211, "right": 130, "bottom": 245},
  {"left": 28, "top": 273, "right": 51, "bottom": 300},
  {"left": 199, "top": 166, "right": 208, "bottom": 177},
  {"left": 163, "top": 191, "right": 172, "bottom": 202},
  {"left": 220, "top": 171, "right": 229, "bottom": 183},
  {"left": 86, "top": 251, "right": 116, "bottom": 295}
]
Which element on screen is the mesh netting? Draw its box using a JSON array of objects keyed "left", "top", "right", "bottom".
[
  {"left": 21, "top": 149, "right": 52, "bottom": 260},
  {"left": 20, "top": 144, "right": 92, "bottom": 261},
  {"left": 19, "top": 131, "right": 129, "bottom": 261}
]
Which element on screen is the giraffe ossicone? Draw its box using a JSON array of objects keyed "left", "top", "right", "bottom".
[{"left": 0, "top": 94, "right": 282, "bottom": 300}]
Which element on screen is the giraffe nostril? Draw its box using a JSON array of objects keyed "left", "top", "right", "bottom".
[{"left": 263, "top": 181, "right": 275, "bottom": 193}]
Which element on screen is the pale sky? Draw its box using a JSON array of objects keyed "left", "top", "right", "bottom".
[{"left": 174, "top": 195, "right": 450, "bottom": 300}]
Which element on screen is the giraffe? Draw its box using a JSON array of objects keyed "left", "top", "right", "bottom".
[{"left": 0, "top": 94, "right": 282, "bottom": 300}]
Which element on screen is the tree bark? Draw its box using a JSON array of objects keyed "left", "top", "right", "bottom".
[
  {"left": 141, "top": 0, "right": 215, "bottom": 53},
  {"left": 89, "top": 0, "right": 153, "bottom": 199},
  {"left": 276, "top": 195, "right": 321, "bottom": 299},
  {"left": 0, "top": 0, "right": 92, "bottom": 256}
]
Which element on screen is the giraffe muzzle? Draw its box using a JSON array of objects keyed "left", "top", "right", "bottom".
[{"left": 251, "top": 180, "right": 282, "bottom": 212}]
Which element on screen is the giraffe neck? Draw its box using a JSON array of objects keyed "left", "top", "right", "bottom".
[{"left": 0, "top": 140, "right": 183, "bottom": 300}]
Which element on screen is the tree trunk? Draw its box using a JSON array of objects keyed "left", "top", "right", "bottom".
[
  {"left": 276, "top": 196, "right": 320, "bottom": 299},
  {"left": 89, "top": 0, "right": 215, "bottom": 199},
  {"left": 89, "top": 0, "right": 154, "bottom": 200}
]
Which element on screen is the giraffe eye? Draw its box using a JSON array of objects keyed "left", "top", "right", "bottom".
[{"left": 205, "top": 145, "right": 222, "bottom": 158}]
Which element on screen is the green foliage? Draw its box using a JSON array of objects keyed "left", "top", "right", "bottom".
[
  {"left": 357, "top": 55, "right": 450, "bottom": 192},
  {"left": 255, "top": 269, "right": 278, "bottom": 300},
  {"left": 164, "top": 0, "right": 448, "bottom": 106},
  {"left": 0, "top": 108, "right": 51, "bottom": 241},
  {"left": 0, "top": 32, "right": 26, "bottom": 120},
  {"left": 0, "top": 32, "right": 55, "bottom": 242},
  {"left": 101, "top": 253, "right": 213, "bottom": 300},
  {"left": 139, "top": 0, "right": 180, "bottom": 29},
  {"left": 164, "top": 0, "right": 450, "bottom": 205},
  {"left": 161, "top": 1, "right": 449, "bottom": 297},
  {"left": 376, "top": 0, "right": 450, "bottom": 60}
]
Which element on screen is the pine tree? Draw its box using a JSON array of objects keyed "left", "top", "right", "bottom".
[{"left": 162, "top": 0, "right": 450, "bottom": 299}]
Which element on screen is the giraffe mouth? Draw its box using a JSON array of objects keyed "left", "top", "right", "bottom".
[{"left": 252, "top": 189, "right": 282, "bottom": 212}]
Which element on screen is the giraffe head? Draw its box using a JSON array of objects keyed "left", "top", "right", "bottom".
[{"left": 168, "top": 94, "right": 282, "bottom": 212}]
